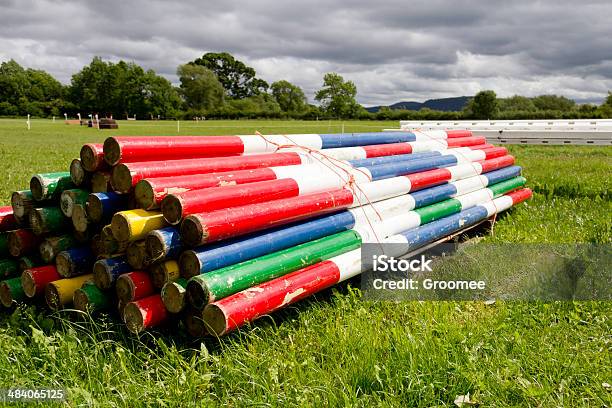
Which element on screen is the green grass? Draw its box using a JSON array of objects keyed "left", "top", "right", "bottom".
[{"left": 0, "top": 119, "right": 610, "bottom": 407}]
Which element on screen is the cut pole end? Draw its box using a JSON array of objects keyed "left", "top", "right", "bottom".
[
  {"left": 161, "top": 195, "right": 183, "bottom": 225},
  {"left": 123, "top": 302, "right": 145, "bottom": 334},
  {"left": 134, "top": 180, "right": 156, "bottom": 210},
  {"left": 179, "top": 250, "right": 201, "bottom": 279},
  {"left": 161, "top": 282, "right": 185, "bottom": 314},
  {"left": 103, "top": 137, "right": 121, "bottom": 166},
  {"left": 110, "top": 164, "right": 133, "bottom": 194},
  {"left": 202, "top": 304, "right": 227, "bottom": 337}
]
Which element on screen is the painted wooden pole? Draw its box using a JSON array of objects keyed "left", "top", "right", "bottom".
[
  {"left": 69, "top": 159, "right": 90, "bottom": 187},
  {"left": 123, "top": 294, "right": 168, "bottom": 334},
  {"left": 60, "top": 189, "right": 90, "bottom": 218},
  {"left": 103, "top": 132, "right": 442, "bottom": 167},
  {"left": 39, "top": 235, "right": 78, "bottom": 263},
  {"left": 186, "top": 230, "right": 362, "bottom": 309},
  {"left": 0, "top": 277, "right": 26, "bottom": 307},
  {"left": 180, "top": 189, "right": 355, "bottom": 246},
  {"left": 0, "top": 206, "right": 18, "bottom": 231},
  {"left": 134, "top": 168, "right": 283, "bottom": 210},
  {"left": 30, "top": 172, "right": 75, "bottom": 201},
  {"left": 10, "top": 190, "right": 36, "bottom": 224},
  {"left": 80, "top": 143, "right": 107, "bottom": 172},
  {"left": 73, "top": 281, "right": 113, "bottom": 313},
  {"left": 161, "top": 173, "right": 345, "bottom": 224},
  {"left": 0, "top": 259, "right": 19, "bottom": 279},
  {"left": 93, "top": 256, "right": 132, "bottom": 290},
  {"left": 356, "top": 176, "right": 527, "bottom": 240},
  {"left": 321, "top": 136, "right": 487, "bottom": 161},
  {"left": 86, "top": 192, "right": 128, "bottom": 224},
  {"left": 111, "top": 209, "right": 167, "bottom": 242},
  {"left": 161, "top": 278, "right": 188, "bottom": 313},
  {"left": 149, "top": 260, "right": 180, "bottom": 289},
  {"left": 126, "top": 240, "right": 149, "bottom": 270},
  {"left": 29, "top": 207, "right": 70, "bottom": 236},
  {"left": 45, "top": 274, "right": 93, "bottom": 310},
  {"left": 110, "top": 152, "right": 313, "bottom": 193},
  {"left": 115, "top": 271, "right": 154, "bottom": 303},
  {"left": 347, "top": 146, "right": 507, "bottom": 168},
  {"left": 21, "top": 265, "right": 61, "bottom": 297},
  {"left": 178, "top": 212, "right": 355, "bottom": 278},
  {"left": 201, "top": 189, "right": 533, "bottom": 335},
  {"left": 8, "top": 229, "right": 42, "bottom": 257},
  {"left": 56, "top": 247, "right": 95, "bottom": 278},
  {"left": 91, "top": 171, "right": 112, "bottom": 193},
  {"left": 145, "top": 227, "right": 181, "bottom": 263}
]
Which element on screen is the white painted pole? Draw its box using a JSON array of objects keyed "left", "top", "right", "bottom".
[
  {"left": 177, "top": 120, "right": 180, "bottom": 133},
  {"left": 52, "top": 116, "right": 55, "bottom": 123},
  {"left": 26, "top": 114, "right": 31, "bottom": 130}
]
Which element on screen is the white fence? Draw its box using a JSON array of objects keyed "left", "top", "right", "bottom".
[{"left": 393, "top": 119, "right": 612, "bottom": 145}]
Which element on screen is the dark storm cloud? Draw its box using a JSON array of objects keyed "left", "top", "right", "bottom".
[{"left": 0, "top": 0, "right": 610, "bottom": 104}]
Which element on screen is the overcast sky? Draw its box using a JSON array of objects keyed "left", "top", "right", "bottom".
[{"left": 1, "top": 0, "right": 611, "bottom": 106}]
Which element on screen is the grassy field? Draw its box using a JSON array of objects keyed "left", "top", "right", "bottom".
[{"left": 0, "top": 119, "right": 610, "bottom": 407}]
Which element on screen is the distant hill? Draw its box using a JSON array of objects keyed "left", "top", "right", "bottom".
[{"left": 366, "top": 96, "right": 471, "bottom": 113}]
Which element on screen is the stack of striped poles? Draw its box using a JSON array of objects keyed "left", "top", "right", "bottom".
[{"left": 0, "top": 130, "right": 531, "bottom": 336}]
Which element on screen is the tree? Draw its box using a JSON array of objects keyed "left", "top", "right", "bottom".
[
  {"left": 498, "top": 95, "right": 536, "bottom": 112},
  {"left": 270, "top": 80, "right": 307, "bottom": 112},
  {"left": 177, "top": 64, "right": 225, "bottom": 111},
  {"left": 468, "top": 90, "right": 498, "bottom": 119},
  {"left": 314, "top": 72, "right": 362, "bottom": 118},
  {"left": 532, "top": 95, "right": 575, "bottom": 111},
  {"left": 191, "top": 52, "right": 268, "bottom": 98},
  {"left": 0, "top": 59, "right": 65, "bottom": 116},
  {"left": 69, "top": 57, "right": 181, "bottom": 118}
]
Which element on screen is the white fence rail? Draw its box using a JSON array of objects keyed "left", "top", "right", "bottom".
[{"left": 393, "top": 120, "right": 612, "bottom": 145}]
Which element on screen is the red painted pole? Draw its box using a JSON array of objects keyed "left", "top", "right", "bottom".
[
  {"left": 161, "top": 179, "right": 301, "bottom": 224},
  {"left": 21, "top": 265, "right": 61, "bottom": 297},
  {"left": 115, "top": 271, "right": 155, "bottom": 303},
  {"left": 80, "top": 143, "right": 107, "bottom": 172},
  {"left": 110, "top": 152, "right": 307, "bottom": 193},
  {"left": 134, "top": 168, "right": 278, "bottom": 210},
  {"left": 203, "top": 261, "right": 339, "bottom": 336},
  {"left": 0, "top": 207, "right": 18, "bottom": 231},
  {"left": 180, "top": 189, "right": 355, "bottom": 246},
  {"left": 123, "top": 294, "right": 168, "bottom": 334},
  {"left": 104, "top": 136, "right": 246, "bottom": 166}
]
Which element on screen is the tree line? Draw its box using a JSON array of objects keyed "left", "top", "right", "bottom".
[{"left": 1, "top": 52, "right": 611, "bottom": 120}]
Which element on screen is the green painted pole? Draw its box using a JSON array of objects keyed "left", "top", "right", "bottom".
[
  {"left": 30, "top": 172, "right": 75, "bottom": 201},
  {"left": 186, "top": 230, "right": 362, "bottom": 309},
  {"left": 0, "top": 277, "right": 26, "bottom": 307},
  {"left": 10, "top": 190, "right": 36, "bottom": 223},
  {"left": 73, "top": 281, "right": 113, "bottom": 313},
  {"left": 29, "top": 207, "right": 70, "bottom": 235}
]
